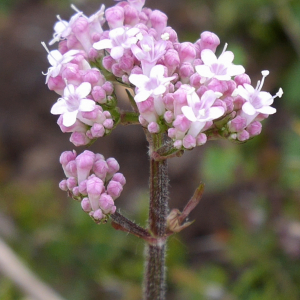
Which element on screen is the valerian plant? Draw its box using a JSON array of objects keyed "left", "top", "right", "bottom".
[{"left": 42, "top": 0, "right": 283, "bottom": 299}]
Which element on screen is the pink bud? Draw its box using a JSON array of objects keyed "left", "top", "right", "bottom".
[
  {"left": 164, "top": 49, "right": 180, "bottom": 69},
  {"left": 90, "top": 123, "right": 105, "bottom": 138},
  {"left": 224, "top": 80, "right": 237, "bottom": 96},
  {"left": 106, "top": 158, "right": 120, "bottom": 178},
  {"left": 60, "top": 150, "right": 76, "bottom": 168},
  {"left": 173, "top": 115, "right": 191, "bottom": 132},
  {"left": 61, "top": 64, "right": 81, "bottom": 85},
  {"left": 67, "top": 177, "right": 77, "bottom": 190},
  {"left": 112, "top": 173, "right": 126, "bottom": 186},
  {"left": 92, "top": 86, "right": 106, "bottom": 103},
  {"left": 82, "top": 69, "right": 101, "bottom": 85},
  {"left": 233, "top": 95, "right": 246, "bottom": 110},
  {"left": 112, "top": 63, "right": 125, "bottom": 77},
  {"left": 59, "top": 179, "right": 68, "bottom": 191},
  {"left": 234, "top": 73, "right": 251, "bottom": 86},
  {"left": 76, "top": 150, "right": 95, "bottom": 184},
  {"left": 164, "top": 111, "right": 174, "bottom": 123},
  {"left": 99, "top": 193, "right": 115, "bottom": 213},
  {"left": 178, "top": 42, "right": 196, "bottom": 63},
  {"left": 81, "top": 197, "right": 91, "bottom": 212},
  {"left": 47, "top": 76, "right": 65, "bottom": 95},
  {"left": 138, "top": 115, "right": 148, "bottom": 127},
  {"left": 148, "top": 122, "right": 160, "bottom": 133},
  {"left": 179, "top": 62, "right": 194, "bottom": 82},
  {"left": 70, "top": 132, "right": 90, "bottom": 146},
  {"left": 92, "top": 209, "right": 103, "bottom": 220},
  {"left": 72, "top": 186, "right": 80, "bottom": 196},
  {"left": 223, "top": 96, "right": 234, "bottom": 113},
  {"left": 173, "top": 139, "right": 183, "bottom": 149},
  {"left": 163, "top": 93, "right": 174, "bottom": 111},
  {"left": 102, "top": 81, "right": 114, "bottom": 95},
  {"left": 183, "top": 134, "right": 196, "bottom": 149},
  {"left": 237, "top": 129, "right": 250, "bottom": 141},
  {"left": 124, "top": 4, "right": 139, "bottom": 26},
  {"left": 65, "top": 160, "right": 77, "bottom": 178},
  {"left": 119, "top": 54, "right": 134, "bottom": 72},
  {"left": 105, "top": 6, "right": 125, "bottom": 29},
  {"left": 93, "top": 159, "right": 109, "bottom": 180},
  {"left": 168, "top": 128, "right": 176, "bottom": 139},
  {"left": 78, "top": 180, "right": 87, "bottom": 195},
  {"left": 150, "top": 10, "right": 167, "bottom": 35},
  {"left": 190, "top": 73, "right": 201, "bottom": 89},
  {"left": 196, "top": 133, "right": 207, "bottom": 146},
  {"left": 247, "top": 121, "right": 262, "bottom": 137},
  {"left": 87, "top": 176, "right": 104, "bottom": 211},
  {"left": 198, "top": 31, "right": 220, "bottom": 52},
  {"left": 228, "top": 116, "right": 247, "bottom": 132},
  {"left": 103, "top": 119, "right": 114, "bottom": 129},
  {"left": 106, "top": 180, "right": 123, "bottom": 200},
  {"left": 102, "top": 55, "right": 115, "bottom": 72}
]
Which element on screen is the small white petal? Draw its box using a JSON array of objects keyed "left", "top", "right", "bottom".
[
  {"left": 242, "top": 102, "right": 256, "bottom": 115},
  {"left": 51, "top": 99, "right": 67, "bottom": 115},
  {"left": 76, "top": 82, "right": 92, "bottom": 98},
  {"left": 79, "top": 99, "right": 96, "bottom": 112},
  {"left": 110, "top": 46, "right": 124, "bottom": 60},
  {"left": 182, "top": 106, "right": 197, "bottom": 122},
  {"left": 257, "top": 106, "right": 276, "bottom": 115},
  {"left": 134, "top": 90, "right": 152, "bottom": 102},
  {"left": 201, "top": 49, "right": 217, "bottom": 65},
  {"left": 93, "top": 39, "right": 113, "bottom": 50},
  {"left": 63, "top": 111, "right": 78, "bottom": 127}
]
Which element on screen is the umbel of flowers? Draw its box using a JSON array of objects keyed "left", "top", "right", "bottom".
[
  {"left": 43, "top": 1, "right": 282, "bottom": 298},
  {"left": 44, "top": 0, "right": 283, "bottom": 151}
]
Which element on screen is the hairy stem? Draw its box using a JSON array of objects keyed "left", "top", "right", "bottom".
[{"left": 143, "top": 133, "right": 169, "bottom": 300}]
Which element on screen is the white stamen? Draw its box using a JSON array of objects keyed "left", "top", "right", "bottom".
[
  {"left": 276, "top": 88, "right": 283, "bottom": 98},
  {"left": 41, "top": 41, "right": 50, "bottom": 54},
  {"left": 161, "top": 33, "right": 170, "bottom": 41},
  {"left": 222, "top": 43, "right": 228, "bottom": 54}
]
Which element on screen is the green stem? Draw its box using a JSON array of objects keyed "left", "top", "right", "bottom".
[{"left": 143, "top": 133, "right": 169, "bottom": 300}]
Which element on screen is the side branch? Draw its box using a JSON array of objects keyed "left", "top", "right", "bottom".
[{"left": 111, "top": 211, "right": 151, "bottom": 240}]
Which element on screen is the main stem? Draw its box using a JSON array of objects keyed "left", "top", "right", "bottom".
[{"left": 144, "top": 133, "right": 169, "bottom": 300}]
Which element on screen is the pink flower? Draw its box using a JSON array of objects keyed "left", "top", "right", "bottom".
[
  {"left": 51, "top": 82, "right": 96, "bottom": 127},
  {"left": 181, "top": 89, "right": 225, "bottom": 136},
  {"left": 93, "top": 27, "right": 140, "bottom": 60},
  {"left": 42, "top": 46, "right": 79, "bottom": 83},
  {"left": 129, "top": 65, "right": 175, "bottom": 102},
  {"left": 196, "top": 45, "right": 245, "bottom": 81}
]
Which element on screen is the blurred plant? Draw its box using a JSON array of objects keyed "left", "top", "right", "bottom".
[{"left": 41, "top": 0, "right": 282, "bottom": 299}]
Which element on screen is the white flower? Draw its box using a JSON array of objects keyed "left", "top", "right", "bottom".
[
  {"left": 196, "top": 44, "right": 245, "bottom": 81},
  {"left": 42, "top": 43, "right": 79, "bottom": 83},
  {"left": 93, "top": 27, "right": 140, "bottom": 60},
  {"left": 182, "top": 89, "right": 225, "bottom": 136},
  {"left": 238, "top": 70, "right": 282, "bottom": 115},
  {"left": 49, "top": 13, "right": 82, "bottom": 45},
  {"left": 51, "top": 82, "right": 96, "bottom": 127},
  {"left": 129, "top": 65, "right": 175, "bottom": 103}
]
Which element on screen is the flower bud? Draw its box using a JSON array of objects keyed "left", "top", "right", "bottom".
[
  {"left": 106, "top": 180, "right": 123, "bottom": 200},
  {"left": 99, "top": 193, "right": 115, "bottom": 213},
  {"left": 183, "top": 134, "right": 196, "bottom": 149},
  {"left": 247, "top": 121, "right": 262, "bottom": 137},
  {"left": 105, "top": 6, "right": 125, "bottom": 29}
]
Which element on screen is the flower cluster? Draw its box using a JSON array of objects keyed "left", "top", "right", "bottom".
[
  {"left": 44, "top": 0, "right": 282, "bottom": 221},
  {"left": 59, "top": 150, "right": 126, "bottom": 223},
  {"left": 44, "top": 0, "right": 282, "bottom": 150}
]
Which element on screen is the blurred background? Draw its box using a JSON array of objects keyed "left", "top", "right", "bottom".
[{"left": 0, "top": 0, "right": 300, "bottom": 299}]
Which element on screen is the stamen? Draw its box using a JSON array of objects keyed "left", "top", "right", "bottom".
[
  {"left": 276, "top": 88, "right": 283, "bottom": 98},
  {"left": 222, "top": 43, "right": 228, "bottom": 54},
  {"left": 41, "top": 41, "right": 50, "bottom": 54},
  {"left": 258, "top": 70, "right": 269, "bottom": 92},
  {"left": 70, "top": 4, "right": 81, "bottom": 14},
  {"left": 161, "top": 33, "right": 170, "bottom": 41}
]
